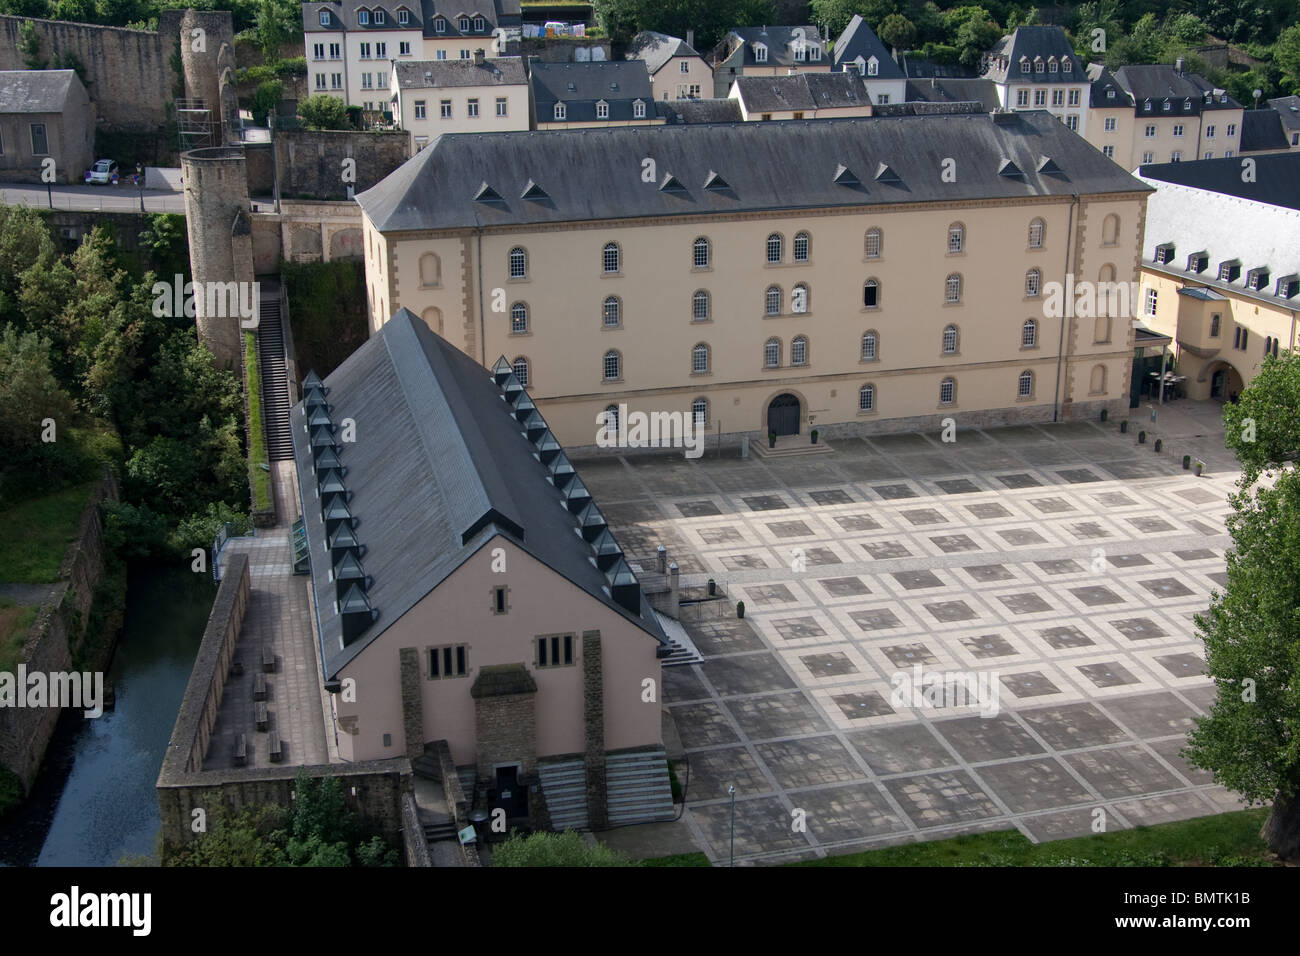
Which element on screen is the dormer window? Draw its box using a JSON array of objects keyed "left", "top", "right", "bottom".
[
  {"left": 319, "top": 10, "right": 330, "bottom": 26},
  {"left": 1143, "top": 98, "right": 1152, "bottom": 111},
  {"left": 553, "top": 102, "right": 566, "bottom": 120},
  {"left": 852, "top": 56, "right": 865, "bottom": 74},
  {"left": 1034, "top": 57, "right": 1044, "bottom": 73},
  {"left": 1184, "top": 98, "right": 1191, "bottom": 111},
  {"left": 434, "top": 16, "right": 446, "bottom": 32},
  {"left": 1187, "top": 252, "right": 1208, "bottom": 273},
  {"left": 596, "top": 99, "right": 609, "bottom": 119},
  {"left": 1220, "top": 93, "right": 1228, "bottom": 103},
  {"left": 1246, "top": 268, "right": 1270, "bottom": 291},
  {"left": 1276, "top": 275, "right": 1299, "bottom": 298},
  {"left": 1020, "top": 56, "right": 1029, "bottom": 74},
  {"left": 474, "top": 15, "right": 484, "bottom": 31},
  {"left": 1218, "top": 260, "right": 1240, "bottom": 283},
  {"left": 397, "top": 8, "right": 409, "bottom": 25},
  {"left": 810, "top": 45, "right": 820, "bottom": 61},
  {"left": 459, "top": 16, "right": 470, "bottom": 31},
  {"left": 1154, "top": 242, "right": 1175, "bottom": 264},
  {"left": 358, "top": 9, "right": 369, "bottom": 25},
  {"left": 1063, "top": 59, "right": 1072, "bottom": 72},
  {"left": 633, "top": 99, "right": 645, "bottom": 118},
  {"left": 374, "top": 9, "right": 384, "bottom": 24},
  {"left": 1107, "top": 89, "right": 1115, "bottom": 99},
  {"left": 793, "top": 43, "right": 805, "bottom": 61},
  {"left": 867, "top": 55, "right": 878, "bottom": 76},
  {"left": 1048, "top": 57, "right": 1058, "bottom": 73},
  {"left": 1162, "top": 101, "right": 1171, "bottom": 111},
  {"left": 754, "top": 43, "right": 768, "bottom": 63}
]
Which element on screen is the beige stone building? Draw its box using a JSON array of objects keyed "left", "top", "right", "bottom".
[
  {"left": 528, "top": 59, "right": 662, "bottom": 129},
  {"left": 728, "top": 73, "right": 873, "bottom": 121},
  {"left": 626, "top": 30, "right": 714, "bottom": 102},
  {"left": 0, "top": 70, "right": 94, "bottom": 184},
  {"left": 1240, "top": 96, "right": 1300, "bottom": 156},
  {"left": 1135, "top": 155, "right": 1299, "bottom": 401},
  {"left": 709, "top": 26, "right": 830, "bottom": 98},
  {"left": 981, "top": 26, "right": 1091, "bottom": 136},
  {"left": 355, "top": 113, "right": 1150, "bottom": 449},
  {"left": 390, "top": 54, "right": 528, "bottom": 150}
]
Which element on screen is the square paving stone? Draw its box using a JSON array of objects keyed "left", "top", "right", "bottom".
[
  {"left": 1147, "top": 737, "right": 1214, "bottom": 785},
  {"left": 670, "top": 701, "right": 740, "bottom": 748},
  {"left": 748, "top": 584, "right": 797, "bottom": 604},
  {"left": 933, "top": 713, "right": 1046, "bottom": 763},
  {"left": 1108, "top": 617, "right": 1168, "bottom": 642},
  {"left": 772, "top": 617, "right": 826, "bottom": 641},
  {"left": 1069, "top": 521, "right": 1112, "bottom": 539},
  {"left": 885, "top": 770, "right": 1003, "bottom": 827},
  {"left": 1094, "top": 492, "right": 1139, "bottom": 508},
  {"left": 901, "top": 508, "right": 949, "bottom": 526},
  {"left": 976, "top": 758, "right": 1094, "bottom": 814},
  {"left": 755, "top": 736, "right": 866, "bottom": 790},
  {"left": 850, "top": 608, "right": 904, "bottom": 631},
  {"left": 1179, "top": 684, "right": 1218, "bottom": 711},
  {"left": 846, "top": 724, "right": 954, "bottom": 774},
  {"left": 1175, "top": 487, "right": 1220, "bottom": 505},
  {"left": 873, "top": 483, "right": 918, "bottom": 500},
  {"left": 998, "top": 473, "right": 1042, "bottom": 489},
  {"left": 702, "top": 654, "right": 797, "bottom": 696},
  {"left": 1111, "top": 791, "right": 1219, "bottom": 827},
  {"left": 968, "top": 502, "right": 1014, "bottom": 519},
  {"left": 1037, "top": 559, "right": 1083, "bottom": 575},
  {"left": 1173, "top": 549, "right": 1217, "bottom": 561},
  {"left": 699, "top": 526, "right": 743, "bottom": 544},
  {"left": 1138, "top": 577, "right": 1195, "bottom": 599},
  {"left": 677, "top": 500, "right": 722, "bottom": 517},
  {"left": 1000, "top": 671, "right": 1062, "bottom": 698},
  {"left": 999, "top": 592, "right": 1054, "bottom": 615},
  {"left": 1057, "top": 468, "right": 1103, "bottom": 483},
  {"left": 687, "top": 746, "right": 771, "bottom": 800},
  {"left": 1153, "top": 653, "right": 1205, "bottom": 678},
  {"left": 803, "top": 547, "right": 842, "bottom": 566},
  {"left": 808, "top": 489, "right": 853, "bottom": 506},
  {"left": 835, "top": 514, "right": 881, "bottom": 532},
  {"left": 799, "top": 652, "right": 859, "bottom": 678},
  {"left": 1018, "top": 702, "right": 1130, "bottom": 750},
  {"left": 663, "top": 665, "right": 707, "bottom": 701},
  {"left": 767, "top": 520, "right": 813, "bottom": 538},
  {"left": 1064, "top": 744, "right": 1183, "bottom": 798},
  {"left": 795, "top": 784, "right": 908, "bottom": 842},
  {"left": 1038, "top": 625, "right": 1095, "bottom": 650},
  {"left": 936, "top": 478, "right": 982, "bottom": 495},
  {"left": 960, "top": 634, "right": 1019, "bottom": 659},
  {"left": 1029, "top": 497, "right": 1076, "bottom": 514},
  {"left": 721, "top": 553, "right": 770, "bottom": 571},
  {"left": 864, "top": 540, "right": 912, "bottom": 559},
  {"left": 1098, "top": 460, "right": 1168, "bottom": 480},
  {"left": 1077, "top": 661, "right": 1141, "bottom": 688},
  {"left": 931, "top": 534, "right": 980, "bottom": 553},
  {"left": 964, "top": 564, "right": 1014, "bottom": 583},
  {"left": 819, "top": 576, "right": 871, "bottom": 598},
  {"left": 743, "top": 495, "right": 789, "bottom": 511},
  {"left": 1107, "top": 552, "right": 1152, "bottom": 568},
  {"left": 924, "top": 600, "right": 978, "bottom": 623},
  {"left": 870, "top": 433, "right": 935, "bottom": 452},
  {"left": 892, "top": 569, "right": 944, "bottom": 590},
  {"left": 687, "top": 620, "right": 767, "bottom": 655},
  {"left": 880, "top": 643, "right": 939, "bottom": 667},
  {"left": 999, "top": 528, "right": 1047, "bottom": 546},
  {"left": 1021, "top": 808, "right": 1117, "bottom": 842},
  {"left": 1206, "top": 571, "right": 1229, "bottom": 588},
  {"left": 1070, "top": 585, "right": 1124, "bottom": 606},
  {"left": 1103, "top": 692, "right": 1200, "bottom": 738},
  {"left": 1186, "top": 519, "right": 1222, "bottom": 536},
  {"left": 691, "top": 797, "right": 809, "bottom": 858},
  {"left": 727, "top": 691, "right": 829, "bottom": 739},
  {"left": 831, "top": 691, "right": 896, "bottom": 720},
  {"left": 1128, "top": 516, "right": 1177, "bottom": 534}
]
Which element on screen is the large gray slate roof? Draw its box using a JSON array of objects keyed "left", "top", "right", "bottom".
[
  {"left": 712, "top": 26, "right": 825, "bottom": 69},
  {"left": 732, "top": 72, "right": 870, "bottom": 112},
  {"left": 394, "top": 56, "right": 527, "bottom": 89},
  {"left": 904, "top": 77, "right": 999, "bottom": 109},
  {"left": 301, "top": 0, "right": 518, "bottom": 36},
  {"left": 1241, "top": 109, "right": 1288, "bottom": 151},
  {"left": 831, "top": 15, "right": 904, "bottom": 79},
  {"left": 1266, "top": 95, "right": 1300, "bottom": 132},
  {"left": 656, "top": 98, "right": 744, "bottom": 124},
  {"left": 357, "top": 111, "right": 1150, "bottom": 234},
  {"left": 1114, "top": 64, "right": 1240, "bottom": 114},
  {"left": 1140, "top": 152, "right": 1300, "bottom": 212},
  {"left": 626, "top": 30, "right": 700, "bottom": 75},
  {"left": 0, "top": 70, "right": 79, "bottom": 114},
  {"left": 982, "top": 26, "right": 1086, "bottom": 84},
  {"left": 529, "top": 59, "right": 653, "bottom": 123},
  {"left": 1087, "top": 63, "right": 1129, "bottom": 109},
  {"left": 291, "top": 310, "right": 667, "bottom": 679}
]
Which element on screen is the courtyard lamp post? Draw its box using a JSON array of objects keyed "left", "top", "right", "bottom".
[{"left": 729, "top": 785, "right": 736, "bottom": 867}]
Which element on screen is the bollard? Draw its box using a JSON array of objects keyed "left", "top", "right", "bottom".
[
  {"left": 669, "top": 562, "right": 680, "bottom": 609},
  {"left": 656, "top": 545, "right": 667, "bottom": 575}
]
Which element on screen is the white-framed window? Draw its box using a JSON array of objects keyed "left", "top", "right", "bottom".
[
  {"left": 440, "top": 99, "right": 452, "bottom": 118},
  {"left": 596, "top": 100, "right": 609, "bottom": 119},
  {"left": 633, "top": 99, "right": 646, "bottom": 118},
  {"left": 459, "top": 16, "right": 470, "bottom": 31},
  {"left": 1145, "top": 287, "right": 1157, "bottom": 315},
  {"left": 692, "top": 290, "right": 710, "bottom": 321},
  {"left": 1066, "top": 115, "right": 1078, "bottom": 132},
  {"left": 1203, "top": 151, "right": 1213, "bottom": 159},
  {"left": 399, "top": 41, "right": 411, "bottom": 56},
  {"left": 942, "top": 324, "right": 958, "bottom": 353},
  {"left": 680, "top": 60, "right": 690, "bottom": 73},
  {"left": 603, "top": 296, "right": 621, "bottom": 327},
  {"left": 331, "top": 73, "right": 343, "bottom": 89},
  {"left": 861, "top": 330, "right": 878, "bottom": 360},
  {"left": 509, "top": 247, "right": 527, "bottom": 278},
  {"left": 1173, "top": 124, "right": 1184, "bottom": 137},
  {"left": 313, "top": 43, "right": 325, "bottom": 60},
  {"left": 810, "top": 45, "right": 821, "bottom": 62},
  {"left": 434, "top": 16, "right": 446, "bottom": 32},
  {"left": 1144, "top": 124, "right": 1156, "bottom": 137},
  {"left": 948, "top": 223, "right": 964, "bottom": 253},
  {"left": 865, "top": 228, "right": 882, "bottom": 258},
  {"left": 940, "top": 377, "right": 955, "bottom": 404},
  {"left": 1051, "top": 89, "right": 1064, "bottom": 107},
  {"left": 692, "top": 343, "right": 709, "bottom": 373},
  {"left": 374, "top": 10, "right": 384, "bottom": 24},
  {"left": 1142, "top": 151, "right": 1154, "bottom": 163},
  {"left": 1171, "top": 151, "right": 1182, "bottom": 162},
  {"left": 766, "top": 233, "right": 783, "bottom": 262},
  {"left": 467, "top": 98, "right": 479, "bottom": 118},
  {"left": 1022, "top": 318, "right": 1037, "bottom": 347},
  {"left": 510, "top": 302, "right": 528, "bottom": 333},
  {"left": 1035, "top": 57, "right": 1044, "bottom": 73},
  {"left": 319, "top": 10, "right": 330, "bottom": 26},
  {"left": 512, "top": 356, "right": 529, "bottom": 385},
  {"left": 791, "top": 283, "right": 809, "bottom": 313},
  {"left": 376, "top": 42, "right": 386, "bottom": 58},
  {"left": 793, "top": 231, "right": 810, "bottom": 261},
  {"left": 360, "top": 42, "right": 372, "bottom": 58},
  {"left": 859, "top": 383, "right": 875, "bottom": 410},
  {"left": 1104, "top": 117, "right": 1117, "bottom": 131},
  {"left": 867, "top": 56, "right": 879, "bottom": 76},
  {"left": 1206, "top": 124, "right": 1216, "bottom": 138},
  {"left": 765, "top": 286, "right": 782, "bottom": 316},
  {"left": 1016, "top": 89, "right": 1029, "bottom": 106},
  {"left": 315, "top": 73, "right": 326, "bottom": 90},
  {"left": 397, "top": 8, "right": 409, "bottom": 25},
  {"left": 553, "top": 102, "right": 566, "bottom": 120},
  {"left": 692, "top": 398, "right": 708, "bottom": 425},
  {"left": 1163, "top": 101, "right": 1171, "bottom": 111},
  {"left": 1226, "top": 149, "right": 1234, "bottom": 157},
  {"left": 1026, "top": 269, "right": 1041, "bottom": 297},
  {"left": 603, "top": 404, "right": 619, "bottom": 432},
  {"left": 362, "top": 74, "right": 374, "bottom": 89},
  {"left": 414, "top": 100, "right": 426, "bottom": 119},
  {"left": 1063, "top": 59, "right": 1072, "bottom": 73},
  {"left": 1103, "top": 145, "right": 1115, "bottom": 158},
  {"left": 358, "top": 9, "right": 369, "bottom": 25},
  {"left": 764, "top": 338, "right": 780, "bottom": 368},
  {"left": 863, "top": 278, "right": 879, "bottom": 309},
  {"left": 1227, "top": 123, "right": 1237, "bottom": 136},
  {"left": 1068, "top": 89, "right": 1080, "bottom": 106},
  {"left": 436, "top": 49, "right": 447, "bottom": 60},
  {"left": 496, "top": 97, "right": 508, "bottom": 117},
  {"left": 603, "top": 242, "right": 620, "bottom": 274},
  {"left": 1028, "top": 219, "right": 1044, "bottom": 248},
  {"left": 474, "top": 15, "right": 484, "bottom": 31},
  {"left": 603, "top": 350, "right": 621, "bottom": 381},
  {"left": 754, "top": 43, "right": 768, "bottom": 63},
  {"left": 693, "top": 236, "right": 710, "bottom": 268},
  {"left": 1018, "top": 370, "right": 1033, "bottom": 398},
  {"left": 945, "top": 274, "right": 962, "bottom": 304},
  {"left": 1034, "top": 90, "right": 1046, "bottom": 106},
  {"left": 791, "top": 336, "right": 808, "bottom": 366},
  {"left": 1020, "top": 57, "right": 1029, "bottom": 74}
]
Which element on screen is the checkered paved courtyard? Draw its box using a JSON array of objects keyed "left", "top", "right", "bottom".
[{"left": 573, "top": 404, "right": 1249, "bottom": 864}]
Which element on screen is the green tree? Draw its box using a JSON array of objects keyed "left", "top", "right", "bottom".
[
  {"left": 493, "top": 830, "right": 639, "bottom": 867},
  {"left": 0, "top": 326, "right": 75, "bottom": 460},
  {"left": 878, "top": 13, "right": 918, "bottom": 51},
  {"left": 251, "top": 79, "right": 284, "bottom": 126},
  {"left": 1222, "top": 351, "right": 1300, "bottom": 484},
  {"left": 298, "top": 93, "right": 350, "bottom": 130},
  {"left": 944, "top": 6, "right": 1001, "bottom": 66},
  {"left": 254, "top": 0, "right": 296, "bottom": 60},
  {"left": 138, "top": 213, "right": 189, "bottom": 281},
  {"left": 1276, "top": 25, "right": 1300, "bottom": 96}
]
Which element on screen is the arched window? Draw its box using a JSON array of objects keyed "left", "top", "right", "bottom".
[
  {"left": 419, "top": 251, "right": 441, "bottom": 287},
  {"left": 865, "top": 228, "right": 882, "bottom": 258},
  {"left": 863, "top": 278, "right": 880, "bottom": 309},
  {"left": 1018, "top": 370, "right": 1033, "bottom": 398},
  {"left": 692, "top": 343, "right": 709, "bottom": 374},
  {"left": 945, "top": 273, "right": 962, "bottom": 303},
  {"left": 603, "top": 404, "right": 619, "bottom": 433},
  {"left": 603, "top": 350, "right": 621, "bottom": 380},
  {"left": 859, "top": 383, "right": 875, "bottom": 411},
  {"left": 692, "top": 397, "right": 708, "bottom": 426},
  {"left": 1102, "top": 214, "right": 1120, "bottom": 245},
  {"left": 764, "top": 337, "right": 781, "bottom": 368},
  {"left": 940, "top": 377, "right": 956, "bottom": 404},
  {"left": 512, "top": 356, "right": 529, "bottom": 386},
  {"left": 1094, "top": 315, "right": 1111, "bottom": 344},
  {"left": 510, "top": 302, "right": 528, "bottom": 333},
  {"left": 766, "top": 233, "right": 783, "bottom": 263},
  {"left": 791, "top": 283, "right": 809, "bottom": 313},
  {"left": 554, "top": 102, "right": 567, "bottom": 120},
  {"left": 791, "top": 335, "right": 808, "bottom": 366},
  {"left": 693, "top": 236, "right": 710, "bottom": 268},
  {"left": 861, "top": 330, "right": 878, "bottom": 360},
  {"left": 1028, "top": 218, "right": 1045, "bottom": 248},
  {"left": 765, "top": 285, "right": 782, "bottom": 316},
  {"left": 1090, "top": 364, "right": 1107, "bottom": 393},
  {"left": 603, "top": 295, "right": 621, "bottom": 327},
  {"left": 793, "top": 231, "right": 810, "bottom": 261},
  {"left": 421, "top": 306, "right": 443, "bottom": 335},
  {"left": 509, "top": 246, "right": 527, "bottom": 278},
  {"left": 1022, "top": 318, "right": 1037, "bottom": 347},
  {"left": 942, "top": 324, "right": 958, "bottom": 354},
  {"left": 602, "top": 242, "right": 620, "bottom": 273},
  {"left": 692, "top": 290, "right": 710, "bottom": 321},
  {"left": 1098, "top": 263, "right": 1117, "bottom": 316},
  {"left": 948, "top": 223, "right": 964, "bottom": 253},
  {"left": 1026, "top": 268, "right": 1041, "bottom": 297}
]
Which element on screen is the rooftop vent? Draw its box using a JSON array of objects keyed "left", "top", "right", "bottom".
[
  {"left": 302, "top": 371, "right": 325, "bottom": 392},
  {"left": 318, "top": 468, "right": 347, "bottom": 497},
  {"left": 521, "top": 179, "right": 549, "bottom": 200},
  {"left": 832, "top": 163, "right": 859, "bottom": 185},
  {"left": 659, "top": 172, "right": 686, "bottom": 192},
  {"left": 703, "top": 169, "right": 730, "bottom": 190},
  {"left": 306, "top": 405, "right": 334, "bottom": 429},
  {"left": 1037, "top": 156, "right": 1063, "bottom": 175},
  {"left": 315, "top": 446, "right": 344, "bottom": 471},
  {"left": 874, "top": 162, "right": 901, "bottom": 184},
  {"left": 474, "top": 182, "right": 505, "bottom": 203}
]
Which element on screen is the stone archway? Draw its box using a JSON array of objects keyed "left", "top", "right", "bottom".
[
  {"left": 766, "top": 393, "right": 801, "bottom": 436},
  {"left": 1202, "top": 359, "right": 1244, "bottom": 402}
]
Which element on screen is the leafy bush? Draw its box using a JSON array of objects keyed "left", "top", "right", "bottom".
[
  {"left": 298, "top": 94, "right": 350, "bottom": 131},
  {"left": 493, "top": 830, "right": 638, "bottom": 867}
]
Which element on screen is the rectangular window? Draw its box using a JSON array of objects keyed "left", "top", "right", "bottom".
[
  {"left": 493, "top": 586, "right": 506, "bottom": 613},
  {"left": 440, "top": 99, "right": 452, "bottom": 118},
  {"left": 414, "top": 100, "right": 426, "bottom": 119},
  {"left": 1228, "top": 123, "right": 1237, "bottom": 136},
  {"left": 400, "top": 41, "right": 411, "bottom": 56},
  {"left": 429, "top": 644, "right": 468, "bottom": 678},
  {"left": 1203, "top": 151, "right": 1213, "bottom": 160},
  {"left": 876, "top": 94, "right": 889, "bottom": 105},
  {"left": 1209, "top": 313, "right": 1220, "bottom": 337},
  {"left": 398, "top": 9, "right": 408, "bottom": 24},
  {"left": 1051, "top": 90, "right": 1064, "bottom": 107},
  {"left": 1016, "top": 89, "right": 1029, "bottom": 106},
  {"left": 331, "top": 73, "right": 343, "bottom": 89},
  {"left": 1172, "top": 124, "right": 1183, "bottom": 137},
  {"left": 1033, "top": 90, "right": 1046, "bottom": 106},
  {"left": 1104, "top": 117, "right": 1116, "bottom": 131},
  {"left": 377, "top": 72, "right": 387, "bottom": 88},
  {"left": 315, "top": 73, "right": 326, "bottom": 90},
  {"left": 1142, "top": 151, "right": 1154, "bottom": 164},
  {"left": 1066, "top": 114, "right": 1078, "bottom": 131},
  {"left": 1103, "top": 145, "right": 1114, "bottom": 158},
  {"left": 330, "top": 43, "right": 341, "bottom": 59},
  {"left": 376, "top": 42, "right": 386, "bottom": 58},
  {"left": 29, "top": 123, "right": 46, "bottom": 155},
  {"left": 680, "top": 60, "right": 689, "bottom": 73},
  {"left": 536, "top": 634, "right": 574, "bottom": 668},
  {"left": 1205, "top": 124, "right": 1215, "bottom": 138},
  {"left": 360, "top": 42, "right": 371, "bottom": 59},
  {"left": 313, "top": 43, "right": 325, "bottom": 60},
  {"left": 460, "top": 49, "right": 470, "bottom": 59},
  {"left": 467, "top": 98, "right": 479, "bottom": 118},
  {"left": 1145, "top": 287, "right": 1157, "bottom": 316},
  {"left": 436, "top": 50, "right": 447, "bottom": 60},
  {"left": 496, "top": 97, "right": 507, "bottom": 117},
  {"left": 1068, "top": 89, "right": 1080, "bottom": 106},
  {"left": 1145, "top": 125, "right": 1156, "bottom": 137},
  {"left": 1170, "top": 151, "right": 1182, "bottom": 162},
  {"left": 362, "top": 73, "right": 373, "bottom": 89}
]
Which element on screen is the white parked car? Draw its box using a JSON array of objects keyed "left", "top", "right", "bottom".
[{"left": 84, "top": 159, "right": 119, "bottom": 185}]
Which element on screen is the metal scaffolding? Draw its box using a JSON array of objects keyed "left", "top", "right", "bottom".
[{"left": 176, "top": 98, "right": 216, "bottom": 149}]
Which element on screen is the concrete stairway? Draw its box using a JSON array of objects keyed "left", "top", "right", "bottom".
[
  {"left": 537, "top": 758, "right": 589, "bottom": 831},
  {"left": 256, "top": 286, "right": 294, "bottom": 461},
  {"left": 605, "top": 750, "right": 676, "bottom": 826}
]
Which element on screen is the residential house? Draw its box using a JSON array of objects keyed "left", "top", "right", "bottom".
[
  {"left": 1239, "top": 96, "right": 1300, "bottom": 155},
  {"left": 728, "top": 73, "right": 872, "bottom": 121},
  {"left": 528, "top": 60, "right": 660, "bottom": 129},
  {"left": 708, "top": 26, "right": 829, "bottom": 98},
  {"left": 391, "top": 53, "right": 528, "bottom": 150},
  {"left": 0, "top": 70, "right": 94, "bottom": 185},
  {"left": 626, "top": 30, "right": 713, "bottom": 102},
  {"left": 830, "top": 15, "right": 906, "bottom": 106},
  {"left": 980, "top": 25, "right": 1091, "bottom": 136},
  {"left": 1103, "top": 62, "right": 1243, "bottom": 167}
]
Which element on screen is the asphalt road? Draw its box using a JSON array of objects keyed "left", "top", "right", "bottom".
[{"left": 0, "top": 180, "right": 186, "bottom": 213}]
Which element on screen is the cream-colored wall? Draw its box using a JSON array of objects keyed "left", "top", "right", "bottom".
[
  {"left": 421, "top": 35, "right": 490, "bottom": 61},
  {"left": 1084, "top": 106, "right": 1134, "bottom": 165},
  {"left": 534, "top": 116, "right": 664, "bottom": 129},
  {"left": 332, "top": 538, "right": 663, "bottom": 764},
  {"left": 393, "top": 80, "right": 529, "bottom": 147},
  {"left": 371, "top": 192, "right": 1147, "bottom": 445},
  {"left": 1000, "top": 81, "right": 1089, "bottom": 136},
  {"left": 1118, "top": 111, "right": 1242, "bottom": 168},
  {"left": 649, "top": 54, "right": 714, "bottom": 100}
]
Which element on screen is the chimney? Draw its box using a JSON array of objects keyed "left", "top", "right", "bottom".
[
  {"left": 656, "top": 544, "right": 667, "bottom": 574},
  {"left": 668, "top": 562, "right": 680, "bottom": 611},
  {"left": 473, "top": 48, "right": 486, "bottom": 65},
  {"left": 1175, "top": 56, "right": 1185, "bottom": 75},
  {"left": 686, "top": 29, "right": 695, "bottom": 50}
]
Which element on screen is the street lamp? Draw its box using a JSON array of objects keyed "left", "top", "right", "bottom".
[
  {"left": 135, "top": 163, "right": 145, "bottom": 212},
  {"left": 728, "top": 785, "right": 736, "bottom": 867},
  {"left": 1254, "top": 88, "right": 1262, "bottom": 109}
]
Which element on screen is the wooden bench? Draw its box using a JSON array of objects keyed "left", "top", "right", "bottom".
[
  {"left": 261, "top": 644, "right": 276, "bottom": 673},
  {"left": 233, "top": 733, "right": 247, "bottom": 766},
  {"left": 254, "top": 701, "right": 268, "bottom": 732},
  {"left": 268, "top": 734, "right": 283, "bottom": 763},
  {"left": 253, "top": 672, "right": 267, "bottom": 701}
]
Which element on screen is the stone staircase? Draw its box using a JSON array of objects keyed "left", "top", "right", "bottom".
[
  {"left": 256, "top": 286, "right": 294, "bottom": 462},
  {"left": 537, "top": 758, "right": 589, "bottom": 831},
  {"left": 605, "top": 750, "right": 676, "bottom": 826}
]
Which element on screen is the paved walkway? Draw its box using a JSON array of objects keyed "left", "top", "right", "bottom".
[
  {"left": 203, "top": 461, "right": 329, "bottom": 770},
  {"left": 574, "top": 404, "right": 1247, "bottom": 864}
]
